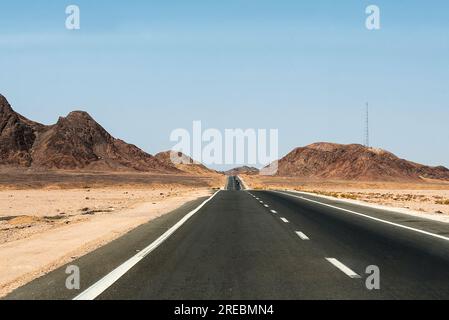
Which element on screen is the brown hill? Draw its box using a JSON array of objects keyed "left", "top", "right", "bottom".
[
  {"left": 154, "top": 151, "right": 219, "bottom": 175},
  {"left": 0, "top": 94, "right": 179, "bottom": 172},
  {"left": 224, "top": 166, "right": 260, "bottom": 176},
  {"left": 0, "top": 95, "right": 46, "bottom": 166},
  {"left": 272, "top": 142, "right": 449, "bottom": 182}
]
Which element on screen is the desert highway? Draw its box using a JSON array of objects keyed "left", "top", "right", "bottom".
[{"left": 6, "top": 176, "right": 449, "bottom": 300}]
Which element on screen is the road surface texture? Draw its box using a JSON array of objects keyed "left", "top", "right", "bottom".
[{"left": 6, "top": 176, "right": 449, "bottom": 299}]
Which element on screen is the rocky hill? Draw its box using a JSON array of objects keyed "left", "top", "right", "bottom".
[
  {"left": 0, "top": 94, "right": 178, "bottom": 172},
  {"left": 224, "top": 166, "right": 260, "bottom": 176},
  {"left": 272, "top": 142, "right": 449, "bottom": 181},
  {"left": 154, "top": 151, "right": 219, "bottom": 175}
]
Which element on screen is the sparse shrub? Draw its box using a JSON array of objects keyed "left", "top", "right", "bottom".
[{"left": 339, "top": 193, "right": 358, "bottom": 200}]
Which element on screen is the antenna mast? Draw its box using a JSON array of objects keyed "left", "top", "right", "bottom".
[{"left": 365, "top": 102, "right": 370, "bottom": 148}]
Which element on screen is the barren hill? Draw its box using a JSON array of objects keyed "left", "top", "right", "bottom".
[
  {"left": 224, "top": 166, "right": 260, "bottom": 176},
  {"left": 0, "top": 94, "right": 179, "bottom": 172},
  {"left": 0, "top": 95, "right": 46, "bottom": 167},
  {"left": 154, "top": 151, "right": 218, "bottom": 175},
  {"left": 273, "top": 142, "right": 449, "bottom": 182}
]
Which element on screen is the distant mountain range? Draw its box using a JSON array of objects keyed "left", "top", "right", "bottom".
[{"left": 2, "top": 94, "right": 449, "bottom": 181}]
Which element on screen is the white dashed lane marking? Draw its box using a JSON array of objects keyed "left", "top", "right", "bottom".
[
  {"left": 280, "top": 217, "right": 289, "bottom": 223},
  {"left": 295, "top": 231, "right": 310, "bottom": 240},
  {"left": 325, "top": 258, "right": 361, "bottom": 279}
]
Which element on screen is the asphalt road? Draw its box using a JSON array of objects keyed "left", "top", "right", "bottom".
[
  {"left": 6, "top": 176, "right": 449, "bottom": 299},
  {"left": 225, "top": 175, "right": 242, "bottom": 191}
]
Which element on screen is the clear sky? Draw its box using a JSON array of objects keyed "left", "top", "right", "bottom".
[{"left": 1, "top": 0, "right": 448, "bottom": 170}]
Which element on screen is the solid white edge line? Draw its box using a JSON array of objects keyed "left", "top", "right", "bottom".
[
  {"left": 73, "top": 190, "right": 221, "bottom": 300},
  {"left": 295, "top": 231, "right": 310, "bottom": 240},
  {"left": 280, "top": 217, "right": 289, "bottom": 223},
  {"left": 224, "top": 177, "right": 230, "bottom": 190},
  {"left": 237, "top": 175, "right": 249, "bottom": 190},
  {"left": 326, "top": 258, "right": 361, "bottom": 279},
  {"left": 274, "top": 191, "right": 449, "bottom": 243}
]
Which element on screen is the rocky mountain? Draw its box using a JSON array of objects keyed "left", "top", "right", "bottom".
[
  {"left": 0, "top": 94, "right": 179, "bottom": 172},
  {"left": 224, "top": 166, "right": 260, "bottom": 176},
  {"left": 154, "top": 151, "right": 219, "bottom": 175},
  {"left": 0, "top": 95, "right": 46, "bottom": 167},
  {"left": 272, "top": 142, "right": 449, "bottom": 181}
]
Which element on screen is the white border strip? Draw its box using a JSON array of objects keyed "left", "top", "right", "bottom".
[
  {"left": 274, "top": 191, "right": 449, "bottom": 242},
  {"left": 224, "top": 177, "right": 229, "bottom": 190},
  {"left": 74, "top": 190, "right": 221, "bottom": 300},
  {"left": 237, "top": 175, "right": 249, "bottom": 190}
]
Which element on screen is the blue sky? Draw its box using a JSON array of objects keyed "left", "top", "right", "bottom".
[{"left": 0, "top": 0, "right": 448, "bottom": 169}]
